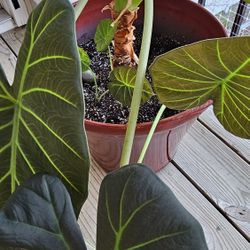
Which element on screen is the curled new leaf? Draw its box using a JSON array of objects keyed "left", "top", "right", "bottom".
[
  {"left": 0, "top": 0, "right": 90, "bottom": 216},
  {"left": 97, "top": 164, "right": 208, "bottom": 250},
  {"left": 0, "top": 174, "right": 86, "bottom": 250},
  {"left": 150, "top": 37, "right": 250, "bottom": 139},
  {"left": 109, "top": 66, "right": 153, "bottom": 107}
]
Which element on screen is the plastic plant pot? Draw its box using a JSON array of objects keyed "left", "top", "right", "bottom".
[{"left": 77, "top": 0, "right": 227, "bottom": 172}]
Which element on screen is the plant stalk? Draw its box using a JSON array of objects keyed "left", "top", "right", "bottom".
[
  {"left": 138, "top": 105, "right": 166, "bottom": 163},
  {"left": 119, "top": 0, "right": 154, "bottom": 167},
  {"left": 74, "top": 0, "right": 88, "bottom": 20}
]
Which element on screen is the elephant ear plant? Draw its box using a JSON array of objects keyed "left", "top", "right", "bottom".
[
  {"left": 0, "top": 0, "right": 209, "bottom": 249},
  {"left": 0, "top": 0, "right": 90, "bottom": 215},
  {"left": 0, "top": 0, "right": 249, "bottom": 249},
  {"left": 92, "top": 0, "right": 249, "bottom": 166}
]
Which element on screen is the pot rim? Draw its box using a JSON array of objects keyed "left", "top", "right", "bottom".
[
  {"left": 184, "top": 1, "right": 227, "bottom": 35},
  {"left": 85, "top": 100, "right": 213, "bottom": 133}
]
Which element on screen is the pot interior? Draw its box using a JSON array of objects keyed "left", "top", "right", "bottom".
[{"left": 76, "top": 0, "right": 226, "bottom": 42}]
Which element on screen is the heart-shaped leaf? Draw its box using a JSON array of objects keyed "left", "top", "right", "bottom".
[
  {"left": 150, "top": 37, "right": 250, "bottom": 139},
  {"left": 94, "top": 19, "right": 117, "bottom": 52},
  {"left": 0, "top": 0, "right": 90, "bottom": 215},
  {"left": 0, "top": 174, "right": 86, "bottom": 250},
  {"left": 97, "top": 164, "right": 208, "bottom": 250},
  {"left": 109, "top": 66, "right": 153, "bottom": 107}
]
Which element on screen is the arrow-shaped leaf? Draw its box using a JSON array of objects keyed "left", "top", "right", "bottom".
[
  {"left": 109, "top": 66, "right": 153, "bottom": 107},
  {"left": 97, "top": 164, "right": 208, "bottom": 250},
  {"left": 150, "top": 37, "right": 250, "bottom": 139},
  {"left": 0, "top": 174, "right": 86, "bottom": 250},
  {"left": 0, "top": 0, "right": 90, "bottom": 216}
]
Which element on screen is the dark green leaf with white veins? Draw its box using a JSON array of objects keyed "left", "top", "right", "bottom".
[
  {"left": 0, "top": 174, "right": 86, "bottom": 250},
  {"left": 94, "top": 19, "right": 117, "bottom": 52},
  {"left": 109, "top": 66, "right": 153, "bottom": 107},
  {"left": 0, "top": 0, "right": 90, "bottom": 216},
  {"left": 150, "top": 37, "right": 250, "bottom": 139},
  {"left": 97, "top": 164, "right": 208, "bottom": 250}
]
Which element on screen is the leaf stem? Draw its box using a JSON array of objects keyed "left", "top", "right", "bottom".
[
  {"left": 138, "top": 105, "right": 166, "bottom": 163},
  {"left": 74, "top": 0, "right": 88, "bottom": 20},
  {"left": 97, "top": 90, "right": 109, "bottom": 102},
  {"left": 119, "top": 0, "right": 154, "bottom": 167},
  {"left": 111, "top": 0, "right": 133, "bottom": 27},
  {"left": 108, "top": 46, "right": 114, "bottom": 71}
]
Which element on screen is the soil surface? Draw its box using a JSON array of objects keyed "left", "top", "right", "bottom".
[{"left": 78, "top": 29, "right": 184, "bottom": 124}]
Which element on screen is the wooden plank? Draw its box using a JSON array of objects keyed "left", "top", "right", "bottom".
[
  {"left": 0, "top": 27, "right": 24, "bottom": 84},
  {"left": 1, "top": 26, "right": 25, "bottom": 54},
  {"left": 79, "top": 161, "right": 250, "bottom": 249},
  {"left": 0, "top": 37, "right": 16, "bottom": 83},
  {"left": 174, "top": 121, "right": 250, "bottom": 239},
  {"left": 0, "top": 0, "right": 29, "bottom": 26},
  {"left": 0, "top": 9, "right": 16, "bottom": 34},
  {"left": 199, "top": 107, "right": 250, "bottom": 161}
]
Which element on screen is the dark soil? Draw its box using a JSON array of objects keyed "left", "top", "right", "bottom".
[{"left": 78, "top": 29, "right": 184, "bottom": 124}]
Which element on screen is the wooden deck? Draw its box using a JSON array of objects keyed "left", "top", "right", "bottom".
[{"left": 0, "top": 27, "right": 250, "bottom": 249}]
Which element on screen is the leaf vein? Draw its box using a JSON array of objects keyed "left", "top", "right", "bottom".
[
  {"left": 22, "top": 88, "right": 77, "bottom": 107},
  {"left": 20, "top": 117, "right": 80, "bottom": 193},
  {"left": 22, "top": 105, "right": 83, "bottom": 160}
]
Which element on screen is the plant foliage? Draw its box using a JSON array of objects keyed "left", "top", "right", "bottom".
[
  {"left": 79, "top": 47, "right": 91, "bottom": 72},
  {"left": 114, "top": 0, "right": 143, "bottom": 12},
  {"left": 94, "top": 19, "right": 117, "bottom": 52},
  {"left": 0, "top": 0, "right": 90, "bottom": 215},
  {"left": 109, "top": 66, "right": 153, "bottom": 106},
  {"left": 150, "top": 37, "right": 250, "bottom": 139},
  {"left": 97, "top": 164, "right": 208, "bottom": 250},
  {"left": 0, "top": 174, "right": 86, "bottom": 250}
]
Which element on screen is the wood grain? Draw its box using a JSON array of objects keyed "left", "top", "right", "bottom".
[
  {"left": 0, "top": 37, "right": 16, "bottom": 83},
  {"left": 79, "top": 161, "right": 250, "bottom": 249},
  {"left": 1, "top": 26, "right": 25, "bottom": 55},
  {"left": 174, "top": 121, "right": 250, "bottom": 239},
  {"left": 199, "top": 107, "right": 250, "bottom": 161}
]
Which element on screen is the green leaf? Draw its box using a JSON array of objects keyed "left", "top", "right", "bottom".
[
  {"left": 244, "top": 0, "right": 250, "bottom": 4},
  {"left": 0, "top": 174, "right": 86, "bottom": 250},
  {"left": 114, "top": 0, "right": 143, "bottom": 12},
  {"left": 114, "top": 0, "right": 127, "bottom": 12},
  {"left": 94, "top": 19, "right": 117, "bottom": 52},
  {"left": 97, "top": 164, "right": 208, "bottom": 250},
  {"left": 109, "top": 66, "right": 153, "bottom": 107},
  {"left": 78, "top": 47, "right": 91, "bottom": 72},
  {"left": 129, "top": 0, "right": 143, "bottom": 11},
  {"left": 150, "top": 37, "right": 250, "bottom": 139},
  {"left": 0, "top": 0, "right": 90, "bottom": 216}
]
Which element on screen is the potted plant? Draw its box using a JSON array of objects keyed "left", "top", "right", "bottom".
[
  {"left": 0, "top": 2, "right": 210, "bottom": 249},
  {"left": 76, "top": 0, "right": 227, "bottom": 172},
  {"left": 0, "top": 0, "right": 249, "bottom": 249}
]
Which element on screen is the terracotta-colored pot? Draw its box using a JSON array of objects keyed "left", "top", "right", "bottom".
[{"left": 77, "top": 0, "right": 227, "bottom": 172}]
